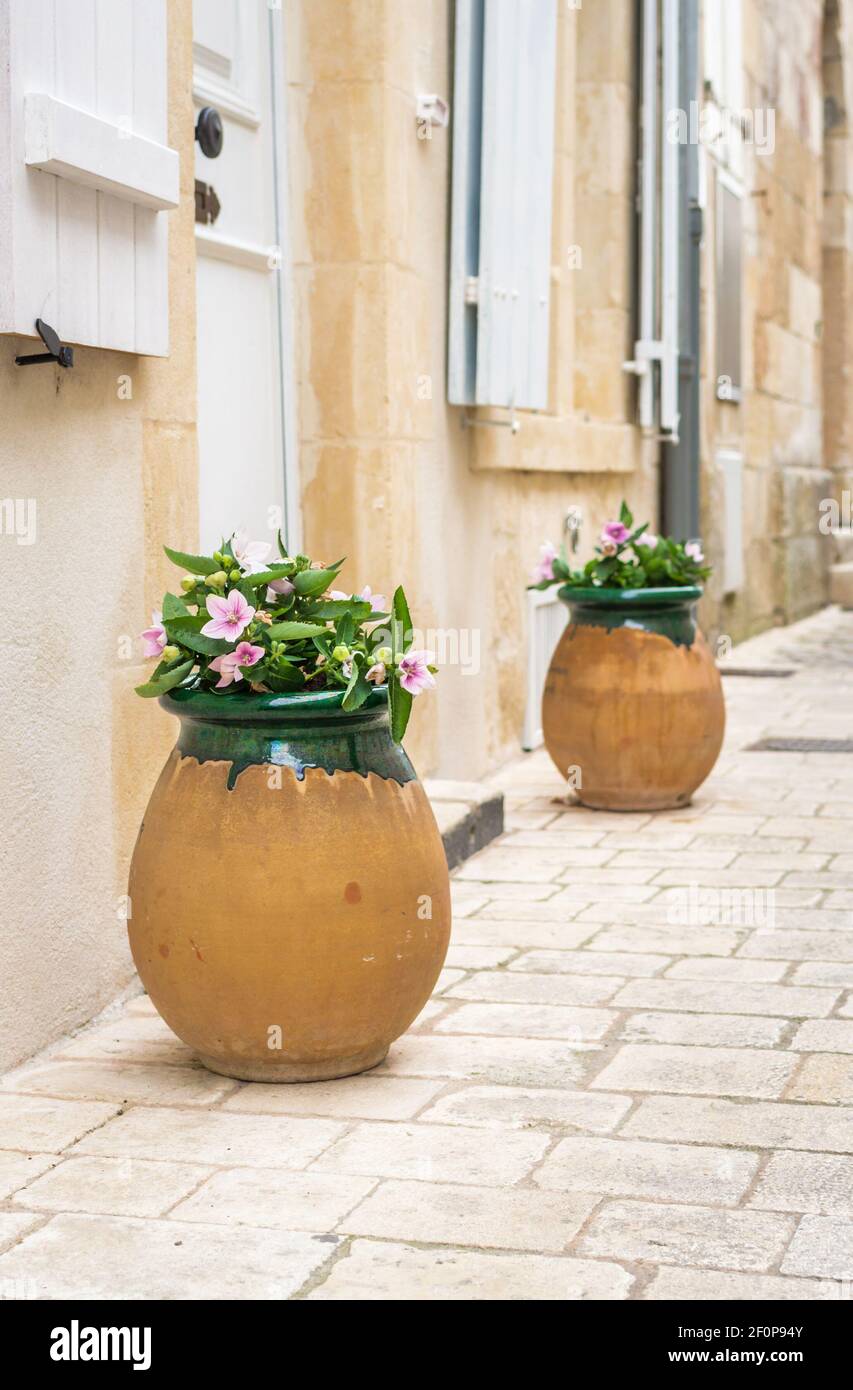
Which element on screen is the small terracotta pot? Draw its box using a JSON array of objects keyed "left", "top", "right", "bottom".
[
  {"left": 128, "top": 687, "right": 451, "bottom": 1082},
  {"left": 542, "top": 585, "right": 724, "bottom": 811}
]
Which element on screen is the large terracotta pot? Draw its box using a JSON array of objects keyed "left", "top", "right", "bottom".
[
  {"left": 128, "top": 687, "right": 451, "bottom": 1082},
  {"left": 542, "top": 585, "right": 724, "bottom": 811}
]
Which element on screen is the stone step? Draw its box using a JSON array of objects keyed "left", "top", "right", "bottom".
[
  {"left": 425, "top": 778, "right": 504, "bottom": 871},
  {"left": 829, "top": 561, "right": 853, "bottom": 609}
]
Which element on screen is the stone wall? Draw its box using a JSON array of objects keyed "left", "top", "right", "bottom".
[
  {"left": 703, "top": 0, "right": 853, "bottom": 644},
  {"left": 288, "top": 0, "right": 658, "bottom": 781}
]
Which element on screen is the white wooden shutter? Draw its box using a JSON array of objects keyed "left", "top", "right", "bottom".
[
  {"left": 448, "top": 0, "right": 558, "bottom": 410},
  {"left": 0, "top": 0, "right": 178, "bottom": 355}
]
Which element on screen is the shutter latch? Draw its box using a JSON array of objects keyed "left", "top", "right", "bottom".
[
  {"left": 463, "top": 276, "right": 479, "bottom": 306},
  {"left": 195, "top": 180, "right": 221, "bottom": 226},
  {"left": 15, "top": 318, "right": 73, "bottom": 369}
]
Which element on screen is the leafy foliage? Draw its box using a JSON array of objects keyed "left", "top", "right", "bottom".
[
  {"left": 528, "top": 500, "right": 712, "bottom": 593},
  {"left": 135, "top": 536, "right": 435, "bottom": 743}
]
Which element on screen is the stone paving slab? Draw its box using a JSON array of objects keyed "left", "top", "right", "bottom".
[{"left": 2, "top": 607, "right": 853, "bottom": 1299}]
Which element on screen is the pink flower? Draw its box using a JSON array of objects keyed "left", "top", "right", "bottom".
[
  {"left": 641, "top": 532, "right": 659, "bottom": 549},
  {"left": 397, "top": 649, "right": 435, "bottom": 696},
  {"left": 685, "top": 541, "right": 704, "bottom": 563},
  {"left": 600, "top": 540, "right": 617, "bottom": 557},
  {"left": 329, "top": 585, "right": 388, "bottom": 611},
  {"left": 359, "top": 585, "right": 388, "bottom": 612},
  {"left": 366, "top": 661, "right": 386, "bottom": 684},
  {"left": 601, "top": 520, "right": 630, "bottom": 546},
  {"left": 532, "top": 542, "right": 557, "bottom": 583},
  {"left": 231, "top": 530, "right": 271, "bottom": 575},
  {"left": 208, "top": 642, "right": 265, "bottom": 689},
  {"left": 265, "top": 576, "right": 294, "bottom": 604},
  {"left": 201, "top": 589, "right": 255, "bottom": 640},
  {"left": 141, "top": 610, "right": 166, "bottom": 658}
]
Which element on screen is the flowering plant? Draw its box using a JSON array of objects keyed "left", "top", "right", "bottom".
[
  {"left": 530, "top": 501, "right": 711, "bottom": 592},
  {"left": 136, "top": 531, "right": 435, "bottom": 742}
]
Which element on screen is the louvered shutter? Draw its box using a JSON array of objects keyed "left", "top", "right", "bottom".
[
  {"left": 0, "top": 0, "right": 178, "bottom": 355},
  {"left": 448, "top": 0, "right": 558, "bottom": 410}
]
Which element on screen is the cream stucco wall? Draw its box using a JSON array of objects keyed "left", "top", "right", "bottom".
[{"left": 0, "top": 0, "right": 198, "bottom": 1071}]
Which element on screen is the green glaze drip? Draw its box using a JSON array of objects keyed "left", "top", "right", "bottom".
[
  {"left": 557, "top": 585, "right": 703, "bottom": 648},
  {"left": 161, "top": 685, "right": 416, "bottom": 788}
]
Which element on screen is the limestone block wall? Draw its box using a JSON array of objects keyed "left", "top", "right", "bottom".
[
  {"left": 0, "top": 0, "right": 198, "bottom": 1071},
  {"left": 288, "top": 0, "right": 657, "bottom": 781},
  {"left": 703, "top": 0, "right": 853, "bottom": 642}
]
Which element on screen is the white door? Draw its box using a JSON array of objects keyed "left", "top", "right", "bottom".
[{"left": 193, "top": 0, "right": 300, "bottom": 553}]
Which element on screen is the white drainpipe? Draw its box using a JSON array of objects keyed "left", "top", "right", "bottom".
[{"left": 625, "top": 0, "right": 681, "bottom": 443}]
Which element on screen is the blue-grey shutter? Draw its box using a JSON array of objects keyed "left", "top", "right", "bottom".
[{"left": 448, "top": 0, "right": 558, "bottom": 410}]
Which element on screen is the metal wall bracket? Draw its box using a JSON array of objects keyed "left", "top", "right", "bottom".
[
  {"left": 462, "top": 412, "right": 521, "bottom": 434},
  {"left": 15, "top": 318, "right": 73, "bottom": 368}
]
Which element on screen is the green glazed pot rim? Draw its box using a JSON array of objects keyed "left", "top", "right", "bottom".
[
  {"left": 162, "top": 684, "right": 389, "bottom": 722},
  {"left": 557, "top": 584, "right": 703, "bottom": 608}
]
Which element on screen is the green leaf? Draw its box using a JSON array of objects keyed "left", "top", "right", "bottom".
[
  {"left": 391, "top": 585, "right": 413, "bottom": 658},
  {"left": 240, "top": 661, "right": 271, "bottom": 688},
  {"left": 292, "top": 566, "right": 341, "bottom": 596},
  {"left": 619, "top": 500, "right": 633, "bottom": 528},
  {"left": 237, "top": 579, "right": 259, "bottom": 607},
  {"left": 335, "top": 613, "right": 355, "bottom": 649},
  {"left": 342, "top": 653, "right": 371, "bottom": 712},
  {"left": 163, "top": 545, "right": 219, "bottom": 576},
  {"left": 266, "top": 620, "right": 329, "bottom": 641},
  {"left": 592, "top": 557, "right": 617, "bottom": 582},
  {"left": 135, "top": 659, "right": 194, "bottom": 698},
  {"left": 241, "top": 563, "right": 296, "bottom": 588},
  {"left": 163, "top": 621, "right": 231, "bottom": 657},
  {"left": 307, "top": 599, "right": 372, "bottom": 622},
  {"left": 276, "top": 529, "right": 289, "bottom": 559},
  {"left": 389, "top": 676, "right": 413, "bottom": 744},
  {"left": 162, "top": 592, "right": 191, "bottom": 621},
  {"left": 265, "top": 661, "right": 306, "bottom": 691}
]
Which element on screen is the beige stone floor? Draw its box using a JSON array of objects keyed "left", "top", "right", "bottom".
[{"left": 3, "top": 607, "right": 853, "bottom": 1300}]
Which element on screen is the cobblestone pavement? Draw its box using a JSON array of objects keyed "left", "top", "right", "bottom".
[{"left": 2, "top": 607, "right": 853, "bottom": 1300}]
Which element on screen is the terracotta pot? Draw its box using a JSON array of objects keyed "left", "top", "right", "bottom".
[
  {"left": 542, "top": 586, "right": 724, "bottom": 811},
  {"left": 128, "top": 687, "right": 451, "bottom": 1082}
]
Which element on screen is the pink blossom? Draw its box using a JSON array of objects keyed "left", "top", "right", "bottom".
[
  {"left": 685, "top": 541, "right": 704, "bottom": 563},
  {"left": 201, "top": 589, "right": 255, "bottom": 640},
  {"left": 366, "top": 661, "right": 386, "bottom": 684},
  {"left": 265, "top": 576, "right": 294, "bottom": 604},
  {"left": 231, "top": 530, "right": 271, "bottom": 575},
  {"left": 601, "top": 520, "right": 630, "bottom": 546},
  {"left": 329, "top": 585, "right": 388, "bottom": 611},
  {"left": 208, "top": 642, "right": 265, "bottom": 689},
  {"left": 532, "top": 542, "right": 557, "bottom": 583},
  {"left": 601, "top": 540, "right": 617, "bottom": 557},
  {"left": 141, "top": 610, "right": 166, "bottom": 658},
  {"left": 397, "top": 649, "right": 435, "bottom": 696},
  {"left": 359, "top": 585, "right": 388, "bottom": 612},
  {"left": 641, "top": 532, "right": 659, "bottom": 549}
]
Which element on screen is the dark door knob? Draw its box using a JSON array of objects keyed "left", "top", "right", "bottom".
[{"left": 195, "top": 106, "right": 224, "bottom": 159}]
